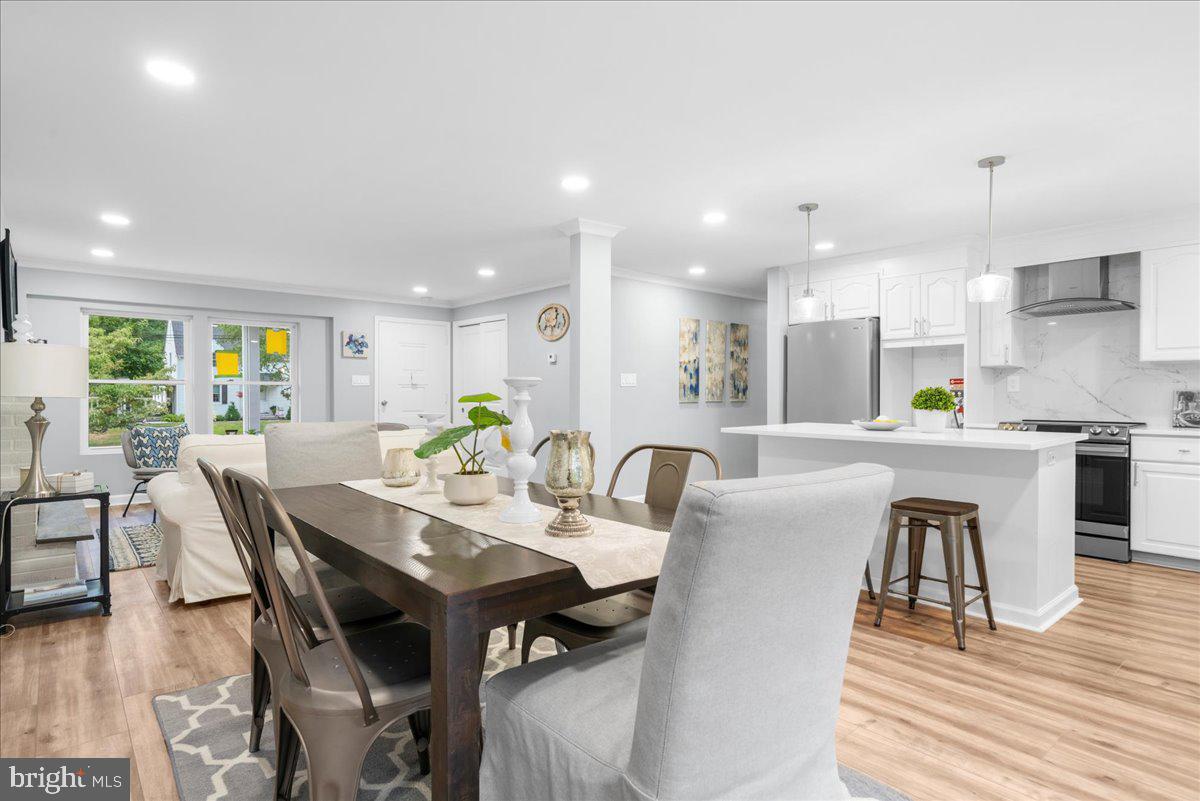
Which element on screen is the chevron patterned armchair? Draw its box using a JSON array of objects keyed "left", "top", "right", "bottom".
[{"left": 122, "top": 423, "right": 188, "bottom": 520}]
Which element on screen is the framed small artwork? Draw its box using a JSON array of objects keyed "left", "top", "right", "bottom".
[
  {"left": 537, "top": 303, "right": 570, "bottom": 341},
  {"left": 705, "top": 321, "right": 727, "bottom": 402},
  {"left": 1173, "top": 390, "right": 1200, "bottom": 428},
  {"left": 679, "top": 317, "right": 700, "bottom": 403},
  {"left": 729, "top": 323, "right": 749, "bottom": 402},
  {"left": 341, "top": 331, "right": 369, "bottom": 359}
]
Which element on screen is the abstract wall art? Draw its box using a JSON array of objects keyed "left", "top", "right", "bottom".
[
  {"left": 341, "top": 331, "right": 369, "bottom": 359},
  {"left": 705, "top": 320, "right": 727, "bottom": 402},
  {"left": 678, "top": 317, "right": 700, "bottom": 402},
  {"left": 729, "top": 322, "right": 749, "bottom": 402}
]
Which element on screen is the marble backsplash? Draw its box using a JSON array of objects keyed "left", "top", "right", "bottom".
[{"left": 993, "top": 254, "right": 1199, "bottom": 427}]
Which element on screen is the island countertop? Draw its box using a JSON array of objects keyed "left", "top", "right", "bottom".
[{"left": 721, "top": 422, "right": 1085, "bottom": 451}]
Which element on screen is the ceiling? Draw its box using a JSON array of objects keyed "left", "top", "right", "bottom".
[{"left": 2, "top": 1, "right": 1197, "bottom": 305}]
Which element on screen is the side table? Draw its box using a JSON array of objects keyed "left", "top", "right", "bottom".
[{"left": 1, "top": 485, "right": 111, "bottom": 624}]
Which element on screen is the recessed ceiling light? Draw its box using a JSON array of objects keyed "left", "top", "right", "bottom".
[
  {"left": 702, "top": 211, "right": 727, "bottom": 225},
  {"left": 688, "top": 265, "right": 706, "bottom": 276},
  {"left": 1046, "top": 321, "right": 1058, "bottom": 326},
  {"left": 560, "top": 174, "right": 590, "bottom": 193},
  {"left": 90, "top": 247, "right": 114, "bottom": 258},
  {"left": 100, "top": 212, "right": 130, "bottom": 227},
  {"left": 145, "top": 59, "right": 196, "bottom": 87},
  {"left": 814, "top": 241, "right": 835, "bottom": 251},
  {"left": 412, "top": 285, "right": 429, "bottom": 294},
  {"left": 477, "top": 267, "right": 495, "bottom": 277}
]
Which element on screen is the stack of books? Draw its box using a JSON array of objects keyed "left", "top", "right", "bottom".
[
  {"left": 50, "top": 471, "right": 94, "bottom": 494},
  {"left": 22, "top": 580, "right": 88, "bottom": 606}
]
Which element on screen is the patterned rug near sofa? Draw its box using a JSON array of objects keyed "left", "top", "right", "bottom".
[
  {"left": 110, "top": 522, "right": 162, "bottom": 571},
  {"left": 154, "top": 627, "right": 910, "bottom": 801}
]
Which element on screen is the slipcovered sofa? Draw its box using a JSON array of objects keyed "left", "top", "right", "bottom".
[{"left": 148, "top": 427, "right": 427, "bottom": 603}]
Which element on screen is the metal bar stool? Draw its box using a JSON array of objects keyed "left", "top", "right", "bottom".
[{"left": 873, "top": 497, "right": 996, "bottom": 649}]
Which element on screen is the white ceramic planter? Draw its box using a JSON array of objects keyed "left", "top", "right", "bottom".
[
  {"left": 443, "top": 472, "right": 498, "bottom": 505},
  {"left": 913, "top": 409, "right": 949, "bottom": 433}
]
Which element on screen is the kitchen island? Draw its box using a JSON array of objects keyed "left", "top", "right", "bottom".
[{"left": 722, "top": 423, "right": 1086, "bottom": 631}]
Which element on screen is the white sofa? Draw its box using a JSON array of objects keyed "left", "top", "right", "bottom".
[{"left": 148, "top": 427, "right": 427, "bottom": 603}]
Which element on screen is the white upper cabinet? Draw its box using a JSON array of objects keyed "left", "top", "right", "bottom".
[
  {"left": 979, "top": 268, "right": 1023, "bottom": 368},
  {"left": 1140, "top": 244, "right": 1200, "bottom": 361},
  {"left": 880, "top": 274, "right": 920, "bottom": 340},
  {"left": 788, "top": 280, "right": 832, "bottom": 324},
  {"left": 830, "top": 273, "right": 879, "bottom": 320},
  {"left": 920, "top": 268, "right": 966, "bottom": 337}
]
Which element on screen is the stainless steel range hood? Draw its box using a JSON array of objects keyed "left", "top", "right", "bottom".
[{"left": 1009, "top": 256, "right": 1137, "bottom": 318}]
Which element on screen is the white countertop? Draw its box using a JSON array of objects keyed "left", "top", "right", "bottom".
[
  {"left": 721, "top": 423, "right": 1086, "bottom": 451},
  {"left": 1133, "top": 427, "right": 1200, "bottom": 438}
]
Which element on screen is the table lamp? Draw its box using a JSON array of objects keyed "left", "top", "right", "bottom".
[{"left": 1, "top": 342, "right": 89, "bottom": 497}]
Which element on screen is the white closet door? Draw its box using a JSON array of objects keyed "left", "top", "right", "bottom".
[{"left": 452, "top": 317, "right": 509, "bottom": 425}]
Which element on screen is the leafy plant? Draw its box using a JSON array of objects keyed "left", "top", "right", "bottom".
[
  {"left": 911, "top": 386, "right": 957, "bottom": 412},
  {"left": 414, "top": 393, "right": 511, "bottom": 475}
]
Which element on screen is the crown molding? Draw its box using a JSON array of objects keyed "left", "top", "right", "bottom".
[
  {"left": 450, "top": 280, "right": 569, "bottom": 310},
  {"left": 610, "top": 267, "right": 766, "bottom": 301},
  {"left": 556, "top": 218, "right": 626, "bottom": 238}
]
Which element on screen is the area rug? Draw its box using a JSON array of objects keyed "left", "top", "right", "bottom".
[
  {"left": 110, "top": 522, "right": 162, "bottom": 571},
  {"left": 154, "top": 627, "right": 910, "bottom": 801}
]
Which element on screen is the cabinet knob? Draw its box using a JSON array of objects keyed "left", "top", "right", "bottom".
[{"left": 1180, "top": 449, "right": 1192, "bottom": 454}]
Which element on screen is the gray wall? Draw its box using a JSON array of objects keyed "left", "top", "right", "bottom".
[
  {"left": 609, "top": 277, "right": 766, "bottom": 497},
  {"left": 15, "top": 266, "right": 449, "bottom": 494},
  {"left": 453, "top": 286, "right": 571, "bottom": 474}
]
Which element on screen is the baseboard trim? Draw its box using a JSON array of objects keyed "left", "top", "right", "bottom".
[{"left": 863, "top": 579, "right": 1082, "bottom": 633}]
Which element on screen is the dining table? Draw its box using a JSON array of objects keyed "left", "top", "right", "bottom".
[{"left": 274, "top": 477, "right": 674, "bottom": 801}]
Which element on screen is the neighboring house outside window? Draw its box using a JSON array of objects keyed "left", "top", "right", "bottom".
[
  {"left": 84, "top": 313, "right": 190, "bottom": 450},
  {"left": 211, "top": 320, "right": 298, "bottom": 435}
]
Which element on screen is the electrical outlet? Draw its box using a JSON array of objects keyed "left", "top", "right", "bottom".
[
  {"left": 351, "top": 374, "right": 370, "bottom": 386},
  {"left": 547, "top": 353, "right": 557, "bottom": 365},
  {"left": 1006, "top": 375, "right": 1020, "bottom": 393},
  {"left": 620, "top": 373, "right": 638, "bottom": 387}
]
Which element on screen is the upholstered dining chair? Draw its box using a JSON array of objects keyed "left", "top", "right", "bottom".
[
  {"left": 198, "top": 458, "right": 407, "bottom": 759},
  {"left": 517, "top": 443, "right": 721, "bottom": 663},
  {"left": 481, "top": 464, "right": 896, "bottom": 801},
  {"left": 121, "top": 423, "right": 188, "bottom": 519},
  {"left": 225, "top": 467, "right": 434, "bottom": 801}
]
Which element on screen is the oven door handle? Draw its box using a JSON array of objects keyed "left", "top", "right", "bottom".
[{"left": 1076, "top": 444, "right": 1130, "bottom": 457}]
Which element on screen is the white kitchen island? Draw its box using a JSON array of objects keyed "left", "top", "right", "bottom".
[{"left": 722, "top": 423, "right": 1087, "bottom": 631}]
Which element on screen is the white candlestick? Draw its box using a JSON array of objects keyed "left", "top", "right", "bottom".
[
  {"left": 499, "top": 377, "right": 542, "bottom": 523},
  {"left": 417, "top": 412, "right": 445, "bottom": 494}
]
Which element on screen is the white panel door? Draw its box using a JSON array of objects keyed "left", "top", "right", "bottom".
[
  {"left": 920, "top": 268, "right": 966, "bottom": 337},
  {"left": 376, "top": 319, "right": 450, "bottom": 426},
  {"left": 830, "top": 273, "right": 879, "bottom": 319},
  {"left": 1140, "top": 244, "right": 1200, "bottom": 361},
  {"left": 788, "top": 280, "right": 831, "bottom": 324},
  {"left": 1131, "top": 460, "right": 1200, "bottom": 559},
  {"left": 452, "top": 317, "right": 509, "bottom": 425},
  {"left": 879, "top": 274, "right": 920, "bottom": 340}
]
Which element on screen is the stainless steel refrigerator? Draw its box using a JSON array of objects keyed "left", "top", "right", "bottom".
[{"left": 786, "top": 318, "right": 879, "bottom": 423}]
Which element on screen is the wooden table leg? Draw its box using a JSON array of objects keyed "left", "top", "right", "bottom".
[{"left": 431, "top": 601, "right": 484, "bottom": 801}]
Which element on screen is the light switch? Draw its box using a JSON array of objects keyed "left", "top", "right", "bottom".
[
  {"left": 352, "top": 374, "right": 371, "bottom": 387},
  {"left": 620, "top": 373, "right": 638, "bottom": 387},
  {"left": 1006, "top": 375, "right": 1020, "bottom": 392}
]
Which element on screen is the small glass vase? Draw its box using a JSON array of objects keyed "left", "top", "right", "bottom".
[
  {"left": 544, "top": 430, "right": 595, "bottom": 537},
  {"left": 382, "top": 447, "right": 422, "bottom": 487}
]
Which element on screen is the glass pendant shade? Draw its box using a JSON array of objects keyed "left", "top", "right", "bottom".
[
  {"left": 966, "top": 270, "right": 1012, "bottom": 303},
  {"left": 793, "top": 290, "right": 825, "bottom": 320}
]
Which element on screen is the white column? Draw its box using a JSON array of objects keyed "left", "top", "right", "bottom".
[
  {"left": 559, "top": 218, "right": 624, "bottom": 486},
  {"left": 765, "top": 266, "right": 790, "bottom": 424}
]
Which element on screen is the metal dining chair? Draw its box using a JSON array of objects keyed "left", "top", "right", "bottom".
[
  {"left": 519, "top": 444, "right": 721, "bottom": 663},
  {"left": 225, "top": 467, "right": 434, "bottom": 801},
  {"left": 199, "top": 458, "right": 409, "bottom": 760}
]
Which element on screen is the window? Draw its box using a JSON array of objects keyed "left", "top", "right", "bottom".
[
  {"left": 85, "top": 313, "right": 189, "bottom": 449},
  {"left": 211, "top": 321, "right": 298, "bottom": 435}
]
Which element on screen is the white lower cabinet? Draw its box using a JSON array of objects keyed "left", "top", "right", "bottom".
[{"left": 1131, "top": 459, "right": 1200, "bottom": 560}]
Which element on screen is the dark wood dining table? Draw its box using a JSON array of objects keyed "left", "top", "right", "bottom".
[{"left": 274, "top": 478, "right": 674, "bottom": 801}]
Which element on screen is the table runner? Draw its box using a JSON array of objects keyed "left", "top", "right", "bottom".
[{"left": 340, "top": 478, "right": 668, "bottom": 589}]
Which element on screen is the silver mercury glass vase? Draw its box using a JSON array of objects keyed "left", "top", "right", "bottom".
[{"left": 543, "top": 429, "right": 595, "bottom": 537}]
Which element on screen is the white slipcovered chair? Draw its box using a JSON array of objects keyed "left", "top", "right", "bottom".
[
  {"left": 148, "top": 426, "right": 426, "bottom": 603},
  {"left": 479, "top": 463, "right": 898, "bottom": 801}
]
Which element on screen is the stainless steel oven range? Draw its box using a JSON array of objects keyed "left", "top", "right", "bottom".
[{"left": 998, "top": 419, "right": 1146, "bottom": 562}]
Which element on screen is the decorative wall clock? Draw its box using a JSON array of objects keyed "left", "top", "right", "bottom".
[{"left": 537, "top": 303, "right": 570, "bottom": 341}]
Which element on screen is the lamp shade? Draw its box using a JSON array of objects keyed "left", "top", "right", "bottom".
[
  {"left": 1, "top": 342, "right": 89, "bottom": 398},
  {"left": 966, "top": 271, "right": 1012, "bottom": 303}
]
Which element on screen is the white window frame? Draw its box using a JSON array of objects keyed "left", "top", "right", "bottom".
[
  {"left": 80, "top": 309, "right": 194, "bottom": 455},
  {"left": 209, "top": 317, "right": 301, "bottom": 435}
]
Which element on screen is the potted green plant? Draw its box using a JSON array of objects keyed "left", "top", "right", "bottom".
[
  {"left": 414, "top": 392, "right": 511, "bottom": 505},
  {"left": 911, "top": 386, "right": 956, "bottom": 432}
]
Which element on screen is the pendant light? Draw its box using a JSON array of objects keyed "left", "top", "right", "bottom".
[
  {"left": 967, "top": 155, "right": 1012, "bottom": 303},
  {"left": 793, "top": 202, "right": 825, "bottom": 320}
]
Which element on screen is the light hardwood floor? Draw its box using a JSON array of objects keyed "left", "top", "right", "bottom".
[{"left": 1, "top": 504, "right": 1197, "bottom": 801}]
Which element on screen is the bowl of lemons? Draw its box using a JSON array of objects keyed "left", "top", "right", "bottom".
[{"left": 852, "top": 416, "right": 907, "bottom": 431}]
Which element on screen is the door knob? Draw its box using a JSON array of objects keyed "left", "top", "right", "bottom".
[{"left": 381, "top": 399, "right": 388, "bottom": 407}]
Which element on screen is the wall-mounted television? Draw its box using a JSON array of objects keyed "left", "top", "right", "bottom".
[{"left": 1, "top": 229, "right": 17, "bottom": 342}]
